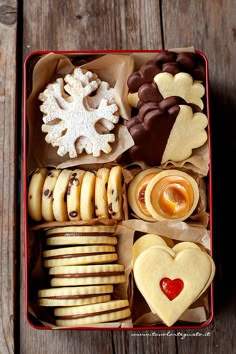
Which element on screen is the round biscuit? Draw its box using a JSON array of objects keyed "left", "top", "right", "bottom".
[
  {"left": 44, "top": 252, "right": 118, "bottom": 267},
  {"left": 52, "top": 169, "right": 72, "bottom": 221},
  {"left": 49, "top": 263, "right": 124, "bottom": 275},
  {"left": 55, "top": 300, "right": 131, "bottom": 326},
  {"left": 46, "top": 235, "right": 118, "bottom": 246},
  {"left": 107, "top": 166, "right": 123, "bottom": 220},
  {"left": 95, "top": 168, "right": 110, "bottom": 219},
  {"left": 42, "top": 169, "right": 61, "bottom": 221},
  {"left": 38, "top": 294, "right": 111, "bottom": 307},
  {"left": 46, "top": 225, "right": 117, "bottom": 235},
  {"left": 145, "top": 169, "right": 199, "bottom": 221},
  {"left": 28, "top": 168, "right": 48, "bottom": 221},
  {"left": 67, "top": 169, "right": 85, "bottom": 221},
  {"left": 56, "top": 308, "right": 131, "bottom": 326},
  {"left": 38, "top": 285, "right": 114, "bottom": 298},
  {"left": 51, "top": 275, "right": 126, "bottom": 287},
  {"left": 128, "top": 168, "right": 161, "bottom": 222},
  {"left": 45, "top": 226, "right": 117, "bottom": 246},
  {"left": 49, "top": 263, "right": 126, "bottom": 286},
  {"left": 43, "top": 245, "right": 116, "bottom": 258},
  {"left": 55, "top": 299, "right": 129, "bottom": 316},
  {"left": 80, "top": 171, "right": 96, "bottom": 220}
]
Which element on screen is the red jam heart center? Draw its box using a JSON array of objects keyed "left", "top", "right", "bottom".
[{"left": 160, "top": 278, "right": 184, "bottom": 300}]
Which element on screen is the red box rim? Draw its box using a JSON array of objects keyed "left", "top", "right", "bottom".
[{"left": 23, "top": 49, "right": 214, "bottom": 331}]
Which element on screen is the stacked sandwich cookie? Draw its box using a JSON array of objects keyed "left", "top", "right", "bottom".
[
  {"left": 132, "top": 234, "right": 215, "bottom": 327},
  {"left": 45, "top": 225, "right": 118, "bottom": 246},
  {"left": 38, "top": 225, "right": 131, "bottom": 326},
  {"left": 54, "top": 300, "right": 131, "bottom": 327}
]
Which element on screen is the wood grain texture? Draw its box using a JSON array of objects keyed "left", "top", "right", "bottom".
[
  {"left": 0, "top": 1, "right": 17, "bottom": 353},
  {"left": 20, "top": 1, "right": 169, "bottom": 354},
  {"left": 112, "top": 331, "right": 176, "bottom": 354},
  {"left": 162, "top": 1, "right": 236, "bottom": 353},
  {"left": 18, "top": 0, "right": 236, "bottom": 353},
  {"left": 23, "top": 0, "right": 162, "bottom": 54}
]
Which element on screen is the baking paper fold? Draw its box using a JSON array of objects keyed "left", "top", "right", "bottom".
[
  {"left": 26, "top": 51, "right": 209, "bottom": 176},
  {"left": 26, "top": 52, "right": 135, "bottom": 174},
  {"left": 26, "top": 49, "right": 212, "bottom": 329}
]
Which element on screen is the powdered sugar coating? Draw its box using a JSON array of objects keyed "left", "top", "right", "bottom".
[{"left": 39, "top": 68, "right": 119, "bottom": 158}]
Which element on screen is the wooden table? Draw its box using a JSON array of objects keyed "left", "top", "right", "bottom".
[{"left": 1, "top": 0, "right": 236, "bottom": 353}]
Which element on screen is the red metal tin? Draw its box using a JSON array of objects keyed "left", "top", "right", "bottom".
[{"left": 23, "top": 50, "right": 213, "bottom": 331}]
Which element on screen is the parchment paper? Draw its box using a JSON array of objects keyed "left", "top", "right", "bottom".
[
  {"left": 28, "top": 221, "right": 211, "bottom": 328},
  {"left": 28, "top": 224, "right": 135, "bottom": 328},
  {"left": 26, "top": 53, "right": 135, "bottom": 174},
  {"left": 26, "top": 50, "right": 209, "bottom": 176},
  {"left": 26, "top": 49, "right": 212, "bottom": 329}
]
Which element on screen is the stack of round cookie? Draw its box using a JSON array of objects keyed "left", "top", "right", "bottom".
[
  {"left": 38, "top": 225, "right": 131, "bottom": 326},
  {"left": 28, "top": 166, "right": 124, "bottom": 222}
]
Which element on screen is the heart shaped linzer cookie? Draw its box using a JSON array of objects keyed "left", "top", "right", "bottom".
[{"left": 133, "top": 246, "right": 212, "bottom": 327}]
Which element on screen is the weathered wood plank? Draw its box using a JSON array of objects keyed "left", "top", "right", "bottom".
[
  {"left": 21, "top": 0, "right": 236, "bottom": 352},
  {"left": 23, "top": 0, "right": 163, "bottom": 54},
  {"left": 0, "top": 1, "right": 18, "bottom": 354},
  {"left": 20, "top": 1, "right": 173, "bottom": 354},
  {"left": 162, "top": 1, "right": 236, "bottom": 353},
  {"left": 112, "top": 331, "right": 176, "bottom": 354}
]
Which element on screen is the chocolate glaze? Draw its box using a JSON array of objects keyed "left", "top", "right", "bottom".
[
  {"left": 128, "top": 51, "right": 205, "bottom": 94},
  {"left": 45, "top": 294, "right": 107, "bottom": 299},
  {"left": 127, "top": 52, "right": 205, "bottom": 107},
  {"left": 138, "top": 82, "right": 163, "bottom": 105},
  {"left": 46, "top": 232, "right": 116, "bottom": 238},
  {"left": 44, "top": 252, "right": 116, "bottom": 260},
  {"left": 124, "top": 96, "right": 199, "bottom": 166},
  {"left": 56, "top": 306, "right": 130, "bottom": 319},
  {"left": 53, "top": 271, "right": 125, "bottom": 278}
]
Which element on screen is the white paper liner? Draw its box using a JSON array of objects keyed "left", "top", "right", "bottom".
[
  {"left": 121, "top": 219, "right": 210, "bottom": 250},
  {"left": 134, "top": 307, "right": 207, "bottom": 326}
]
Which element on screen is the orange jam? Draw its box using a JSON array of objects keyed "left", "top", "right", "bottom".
[
  {"left": 150, "top": 175, "right": 194, "bottom": 218},
  {"left": 135, "top": 173, "right": 156, "bottom": 216}
]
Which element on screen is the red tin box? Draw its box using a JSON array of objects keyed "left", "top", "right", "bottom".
[{"left": 23, "top": 49, "right": 214, "bottom": 330}]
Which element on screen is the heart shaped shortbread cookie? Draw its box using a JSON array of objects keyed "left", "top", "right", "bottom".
[
  {"left": 132, "top": 234, "right": 175, "bottom": 265},
  {"left": 172, "top": 242, "right": 215, "bottom": 299},
  {"left": 132, "top": 233, "right": 174, "bottom": 264},
  {"left": 133, "top": 246, "right": 213, "bottom": 327}
]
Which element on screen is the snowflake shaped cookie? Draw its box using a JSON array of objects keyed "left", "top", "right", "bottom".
[{"left": 39, "top": 68, "right": 119, "bottom": 158}]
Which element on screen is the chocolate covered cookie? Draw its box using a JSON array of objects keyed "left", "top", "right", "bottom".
[
  {"left": 127, "top": 51, "right": 205, "bottom": 108},
  {"left": 125, "top": 96, "right": 207, "bottom": 166}
]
